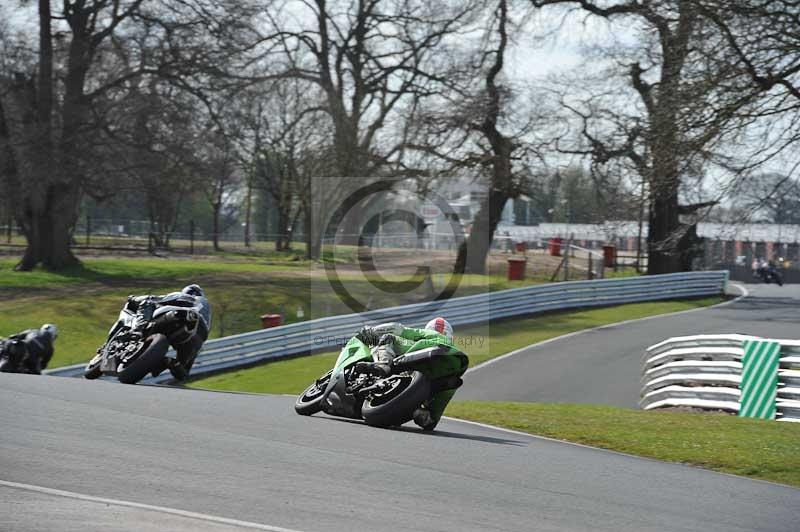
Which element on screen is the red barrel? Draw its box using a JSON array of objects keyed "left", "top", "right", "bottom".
[
  {"left": 260, "top": 313, "right": 283, "bottom": 329},
  {"left": 549, "top": 237, "right": 563, "bottom": 256},
  {"left": 507, "top": 258, "right": 527, "bottom": 281},
  {"left": 602, "top": 245, "right": 616, "bottom": 268}
]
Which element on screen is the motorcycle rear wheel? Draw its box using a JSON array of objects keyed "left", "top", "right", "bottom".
[
  {"left": 362, "top": 371, "right": 431, "bottom": 428},
  {"left": 295, "top": 370, "right": 333, "bottom": 416},
  {"left": 118, "top": 334, "right": 170, "bottom": 384}
]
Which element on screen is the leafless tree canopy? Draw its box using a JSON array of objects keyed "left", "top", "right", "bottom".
[{"left": 0, "top": 0, "right": 798, "bottom": 272}]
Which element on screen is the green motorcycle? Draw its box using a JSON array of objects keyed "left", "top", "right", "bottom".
[{"left": 295, "top": 336, "right": 468, "bottom": 431}]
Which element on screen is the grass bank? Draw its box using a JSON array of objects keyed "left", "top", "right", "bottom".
[
  {"left": 0, "top": 257, "right": 307, "bottom": 291},
  {"left": 0, "top": 256, "right": 542, "bottom": 367},
  {"left": 190, "top": 297, "right": 724, "bottom": 394},
  {"left": 446, "top": 402, "right": 800, "bottom": 487}
]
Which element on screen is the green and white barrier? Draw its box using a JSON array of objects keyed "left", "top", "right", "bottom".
[
  {"left": 641, "top": 334, "right": 800, "bottom": 422},
  {"left": 739, "top": 340, "right": 781, "bottom": 419}
]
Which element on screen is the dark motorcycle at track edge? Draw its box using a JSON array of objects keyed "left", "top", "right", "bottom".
[
  {"left": 756, "top": 264, "right": 784, "bottom": 286},
  {"left": 84, "top": 294, "right": 202, "bottom": 384}
]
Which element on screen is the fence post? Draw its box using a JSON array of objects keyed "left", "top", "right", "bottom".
[
  {"left": 6, "top": 212, "right": 11, "bottom": 243},
  {"left": 189, "top": 220, "right": 195, "bottom": 255},
  {"left": 86, "top": 216, "right": 91, "bottom": 246},
  {"left": 563, "top": 233, "right": 573, "bottom": 281},
  {"left": 588, "top": 253, "right": 593, "bottom": 280}
]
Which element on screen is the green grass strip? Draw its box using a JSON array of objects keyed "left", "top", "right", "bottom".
[
  {"left": 0, "top": 257, "right": 306, "bottom": 290},
  {"left": 445, "top": 401, "right": 800, "bottom": 487}
]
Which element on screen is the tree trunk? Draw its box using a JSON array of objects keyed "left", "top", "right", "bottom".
[
  {"left": 453, "top": 0, "right": 514, "bottom": 275},
  {"left": 455, "top": 188, "right": 510, "bottom": 274},
  {"left": 646, "top": 192, "right": 682, "bottom": 274},
  {"left": 646, "top": 104, "right": 683, "bottom": 274},
  {"left": 17, "top": 188, "right": 80, "bottom": 270},
  {"left": 212, "top": 203, "right": 221, "bottom": 251},
  {"left": 13, "top": 0, "right": 82, "bottom": 271},
  {"left": 276, "top": 207, "right": 289, "bottom": 251},
  {"left": 304, "top": 201, "right": 318, "bottom": 259},
  {"left": 244, "top": 179, "right": 252, "bottom": 247}
]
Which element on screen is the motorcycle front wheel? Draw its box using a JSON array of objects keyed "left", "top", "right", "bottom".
[
  {"left": 362, "top": 371, "right": 431, "bottom": 428},
  {"left": 118, "top": 334, "right": 170, "bottom": 384},
  {"left": 295, "top": 370, "right": 333, "bottom": 416},
  {"left": 83, "top": 359, "right": 102, "bottom": 380},
  {"left": 0, "top": 356, "right": 15, "bottom": 373}
]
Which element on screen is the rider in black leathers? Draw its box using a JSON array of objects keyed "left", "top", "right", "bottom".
[
  {"left": 0, "top": 324, "right": 58, "bottom": 374},
  {"left": 125, "top": 284, "right": 211, "bottom": 380}
]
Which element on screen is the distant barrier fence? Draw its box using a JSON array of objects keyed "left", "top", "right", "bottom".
[
  {"left": 640, "top": 334, "right": 800, "bottom": 422},
  {"left": 47, "top": 271, "right": 729, "bottom": 383},
  {"left": 0, "top": 219, "right": 618, "bottom": 258}
]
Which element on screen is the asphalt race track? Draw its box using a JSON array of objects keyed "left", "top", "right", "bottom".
[
  {"left": 3, "top": 282, "right": 800, "bottom": 531},
  {"left": 460, "top": 283, "right": 800, "bottom": 407},
  {"left": 1, "top": 373, "right": 799, "bottom": 532}
]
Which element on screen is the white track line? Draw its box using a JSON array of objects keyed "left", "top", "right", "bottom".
[
  {"left": 465, "top": 283, "right": 748, "bottom": 375},
  {"left": 0, "top": 479, "right": 306, "bottom": 532}
]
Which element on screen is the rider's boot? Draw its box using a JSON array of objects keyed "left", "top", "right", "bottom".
[
  {"left": 168, "top": 359, "right": 188, "bottom": 381},
  {"left": 354, "top": 360, "right": 392, "bottom": 377},
  {"left": 413, "top": 404, "right": 436, "bottom": 431},
  {"left": 354, "top": 334, "right": 396, "bottom": 377}
]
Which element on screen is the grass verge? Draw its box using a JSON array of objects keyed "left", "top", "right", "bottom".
[
  {"left": 1, "top": 257, "right": 544, "bottom": 367},
  {"left": 445, "top": 402, "right": 800, "bottom": 487},
  {"left": 0, "top": 257, "right": 307, "bottom": 291},
  {"left": 190, "top": 297, "right": 724, "bottom": 394}
]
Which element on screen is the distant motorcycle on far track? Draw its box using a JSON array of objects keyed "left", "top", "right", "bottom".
[{"left": 755, "top": 261, "right": 784, "bottom": 286}]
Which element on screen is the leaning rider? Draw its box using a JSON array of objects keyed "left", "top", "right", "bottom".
[
  {"left": 125, "top": 284, "right": 211, "bottom": 380},
  {"left": 355, "top": 317, "right": 455, "bottom": 429},
  {"left": 0, "top": 324, "right": 58, "bottom": 374}
]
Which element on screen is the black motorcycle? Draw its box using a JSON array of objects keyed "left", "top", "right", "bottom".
[
  {"left": 84, "top": 294, "right": 202, "bottom": 384},
  {"left": 757, "top": 264, "right": 784, "bottom": 286}
]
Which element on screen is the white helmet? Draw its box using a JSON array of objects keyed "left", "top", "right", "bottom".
[
  {"left": 41, "top": 324, "right": 58, "bottom": 341},
  {"left": 425, "top": 317, "right": 453, "bottom": 341}
]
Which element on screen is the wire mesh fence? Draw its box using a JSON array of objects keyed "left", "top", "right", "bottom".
[{"left": 0, "top": 220, "right": 621, "bottom": 281}]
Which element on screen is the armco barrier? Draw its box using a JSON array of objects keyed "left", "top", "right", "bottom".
[
  {"left": 47, "top": 271, "right": 729, "bottom": 384},
  {"left": 640, "top": 334, "right": 800, "bottom": 422}
]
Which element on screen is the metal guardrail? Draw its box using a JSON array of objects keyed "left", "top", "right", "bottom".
[
  {"left": 640, "top": 334, "right": 800, "bottom": 422},
  {"left": 47, "top": 271, "right": 729, "bottom": 383}
]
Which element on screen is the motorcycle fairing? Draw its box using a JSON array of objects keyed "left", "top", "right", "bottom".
[
  {"left": 330, "top": 337, "right": 373, "bottom": 377},
  {"left": 321, "top": 370, "right": 362, "bottom": 419},
  {"left": 321, "top": 337, "right": 374, "bottom": 418}
]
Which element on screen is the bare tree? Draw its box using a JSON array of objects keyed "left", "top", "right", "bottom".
[
  {"left": 231, "top": 80, "right": 328, "bottom": 253},
  {"left": 201, "top": 128, "right": 240, "bottom": 251},
  {"left": 739, "top": 173, "right": 800, "bottom": 224},
  {"left": 0, "top": 0, "right": 261, "bottom": 270},
  {"left": 259, "top": 0, "right": 479, "bottom": 253},
  {"left": 532, "top": 0, "right": 764, "bottom": 273},
  {"left": 0, "top": 0, "right": 153, "bottom": 270},
  {"left": 403, "top": 0, "right": 551, "bottom": 274},
  {"left": 692, "top": 1, "right": 800, "bottom": 102},
  {"left": 451, "top": 0, "right": 517, "bottom": 274}
]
